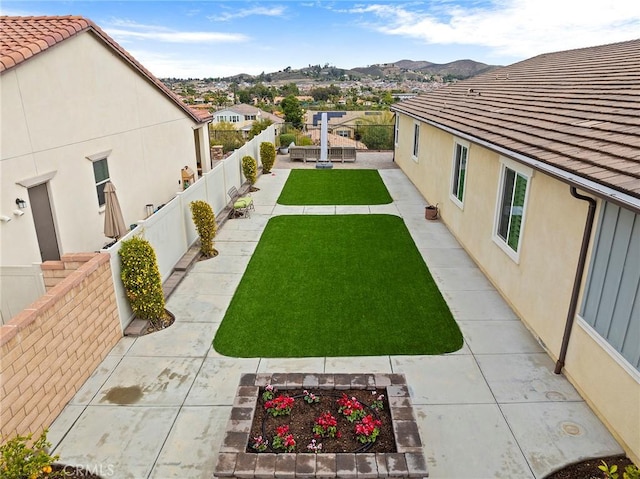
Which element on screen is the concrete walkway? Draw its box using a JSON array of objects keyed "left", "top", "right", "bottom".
[{"left": 48, "top": 164, "right": 623, "bottom": 479}]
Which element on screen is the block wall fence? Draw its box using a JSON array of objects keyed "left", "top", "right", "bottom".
[{"left": 0, "top": 253, "right": 122, "bottom": 441}]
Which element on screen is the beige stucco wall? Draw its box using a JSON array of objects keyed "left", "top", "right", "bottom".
[
  {"left": 1, "top": 31, "right": 204, "bottom": 266},
  {"left": 395, "top": 112, "right": 640, "bottom": 462},
  {"left": 566, "top": 322, "right": 640, "bottom": 464}
]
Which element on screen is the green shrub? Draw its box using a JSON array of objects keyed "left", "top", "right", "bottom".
[
  {"left": 0, "top": 430, "right": 61, "bottom": 478},
  {"left": 248, "top": 118, "right": 273, "bottom": 140},
  {"left": 119, "top": 236, "right": 165, "bottom": 324},
  {"left": 242, "top": 155, "right": 258, "bottom": 185},
  {"left": 210, "top": 121, "right": 244, "bottom": 153},
  {"left": 279, "top": 133, "right": 296, "bottom": 149},
  {"left": 297, "top": 135, "right": 314, "bottom": 146},
  {"left": 190, "top": 200, "right": 217, "bottom": 257},
  {"left": 260, "top": 142, "right": 276, "bottom": 174}
]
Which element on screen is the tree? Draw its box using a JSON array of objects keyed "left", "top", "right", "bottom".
[
  {"left": 248, "top": 118, "right": 273, "bottom": 140},
  {"left": 281, "top": 95, "right": 304, "bottom": 129},
  {"left": 237, "top": 89, "right": 251, "bottom": 104},
  {"left": 310, "top": 85, "right": 340, "bottom": 102},
  {"left": 279, "top": 83, "right": 299, "bottom": 96},
  {"left": 210, "top": 121, "right": 243, "bottom": 153},
  {"left": 356, "top": 111, "right": 395, "bottom": 150}
]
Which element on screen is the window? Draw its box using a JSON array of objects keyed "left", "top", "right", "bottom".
[
  {"left": 450, "top": 141, "right": 469, "bottom": 206},
  {"left": 86, "top": 150, "right": 112, "bottom": 208},
  {"left": 337, "top": 130, "right": 349, "bottom": 138},
  {"left": 93, "top": 159, "right": 110, "bottom": 206},
  {"left": 412, "top": 122, "right": 420, "bottom": 161},
  {"left": 493, "top": 158, "right": 532, "bottom": 259},
  {"left": 394, "top": 114, "right": 399, "bottom": 146}
]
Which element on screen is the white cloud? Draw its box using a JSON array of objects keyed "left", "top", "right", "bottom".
[
  {"left": 209, "top": 5, "right": 287, "bottom": 22},
  {"left": 104, "top": 19, "right": 248, "bottom": 44},
  {"left": 354, "top": 0, "right": 640, "bottom": 58},
  {"left": 130, "top": 49, "right": 281, "bottom": 78}
]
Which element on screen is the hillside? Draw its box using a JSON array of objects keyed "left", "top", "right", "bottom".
[{"left": 218, "top": 58, "right": 499, "bottom": 83}]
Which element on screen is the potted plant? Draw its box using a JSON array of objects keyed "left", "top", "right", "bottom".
[{"left": 278, "top": 133, "right": 296, "bottom": 154}]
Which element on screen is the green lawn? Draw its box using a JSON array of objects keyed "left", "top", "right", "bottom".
[
  {"left": 277, "top": 169, "right": 393, "bottom": 205},
  {"left": 213, "top": 215, "right": 463, "bottom": 357}
]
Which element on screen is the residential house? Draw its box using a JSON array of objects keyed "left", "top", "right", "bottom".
[
  {"left": 0, "top": 15, "right": 213, "bottom": 322},
  {"left": 212, "top": 103, "right": 283, "bottom": 137},
  {"left": 305, "top": 110, "right": 387, "bottom": 140},
  {"left": 391, "top": 39, "right": 639, "bottom": 462},
  {"left": 273, "top": 95, "right": 314, "bottom": 105}
]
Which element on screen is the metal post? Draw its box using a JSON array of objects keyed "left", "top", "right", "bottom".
[{"left": 316, "top": 112, "right": 333, "bottom": 169}]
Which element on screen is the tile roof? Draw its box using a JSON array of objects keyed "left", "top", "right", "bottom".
[
  {"left": 0, "top": 15, "right": 211, "bottom": 123},
  {"left": 392, "top": 39, "right": 640, "bottom": 208},
  {"left": 214, "top": 103, "right": 284, "bottom": 124}
]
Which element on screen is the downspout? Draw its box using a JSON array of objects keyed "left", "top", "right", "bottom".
[{"left": 554, "top": 187, "right": 597, "bottom": 374}]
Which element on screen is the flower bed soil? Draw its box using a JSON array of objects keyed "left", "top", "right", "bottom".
[
  {"left": 248, "top": 388, "right": 397, "bottom": 454},
  {"left": 544, "top": 455, "right": 635, "bottom": 479}
]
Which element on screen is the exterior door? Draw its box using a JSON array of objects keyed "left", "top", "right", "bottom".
[{"left": 28, "top": 182, "right": 60, "bottom": 261}]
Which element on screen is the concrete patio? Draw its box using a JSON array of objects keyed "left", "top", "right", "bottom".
[{"left": 48, "top": 160, "right": 624, "bottom": 478}]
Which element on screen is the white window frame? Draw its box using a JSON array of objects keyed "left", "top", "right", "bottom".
[
  {"left": 86, "top": 150, "right": 112, "bottom": 209},
  {"left": 412, "top": 122, "right": 420, "bottom": 163},
  {"left": 492, "top": 157, "right": 533, "bottom": 263},
  {"left": 394, "top": 114, "right": 399, "bottom": 146},
  {"left": 449, "top": 139, "right": 469, "bottom": 209}
]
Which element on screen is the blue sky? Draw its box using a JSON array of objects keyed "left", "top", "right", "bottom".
[{"left": 2, "top": 1, "right": 639, "bottom": 79}]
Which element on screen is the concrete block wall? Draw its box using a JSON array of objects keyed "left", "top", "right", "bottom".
[{"left": 0, "top": 253, "right": 122, "bottom": 441}]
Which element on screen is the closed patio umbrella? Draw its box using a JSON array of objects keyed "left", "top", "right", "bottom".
[{"left": 103, "top": 181, "right": 127, "bottom": 240}]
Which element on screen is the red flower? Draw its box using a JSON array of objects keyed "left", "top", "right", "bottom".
[
  {"left": 284, "top": 434, "right": 296, "bottom": 448},
  {"left": 276, "top": 425, "right": 290, "bottom": 436}
]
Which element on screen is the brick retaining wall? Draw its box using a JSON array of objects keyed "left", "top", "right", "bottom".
[{"left": 0, "top": 253, "right": 122, "bottom": 441}]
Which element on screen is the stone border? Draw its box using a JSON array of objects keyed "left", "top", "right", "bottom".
[{"left": 214, "top": 373, "right": 428, "bottom": 478}]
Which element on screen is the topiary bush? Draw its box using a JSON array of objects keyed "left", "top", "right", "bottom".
[
  {"left": 260, "top": 142, "right": 276, "bottom": 174},
  {"left": 119, "top": 236, "right": 165, "bottom": 326},
  {"left": 190, "top": 200, "right": 217, "bottom": 258},
  {"left": 242, "top": 155, "right": 258, "bottom": 185}
]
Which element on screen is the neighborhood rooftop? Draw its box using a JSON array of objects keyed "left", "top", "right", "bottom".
[
  {"left": 0, "top": 15, "right": 212, "bottom": 123},
  {"left": 392, "top": 39, "right": 640, "bottom": 207}
]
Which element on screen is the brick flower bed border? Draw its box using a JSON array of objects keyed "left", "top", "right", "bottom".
[{"left": 214, "top": 373, "right": 429, "bottom": 478}]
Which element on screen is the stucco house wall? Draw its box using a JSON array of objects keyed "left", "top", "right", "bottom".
[
  {"left": 1, "top": 30, "right": 207, "bottom": 266},
  {"left": 1, "top": 16, "right": 212, "bottom": 323},
  {"left": 394, "top": 112, "right": 639, "bottom": 462}
]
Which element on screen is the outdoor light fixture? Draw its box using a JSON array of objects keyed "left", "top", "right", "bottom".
[{"left": 15, "top": 198, "right": 27, "bottom": 209}]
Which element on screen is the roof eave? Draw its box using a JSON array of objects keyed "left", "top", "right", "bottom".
[{"left": 391, "top": 107, "right": 640, "bottom": 213}]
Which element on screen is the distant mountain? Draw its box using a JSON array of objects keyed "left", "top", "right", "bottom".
[
  {"left": 351, "top": 59, "right": 496, "bottom": 79},
  {"left": 217, "top": 59, "right": 499, "bottom": 83}
]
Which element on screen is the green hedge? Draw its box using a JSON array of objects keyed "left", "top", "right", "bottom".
[
  {"left": 260, "top": 142, "right": 276, "bottom": 174},
  {"left": 119, "top": 236, "right": 165, "bottom": 323}
]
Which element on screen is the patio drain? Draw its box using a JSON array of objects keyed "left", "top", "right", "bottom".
[{"left": 561, "top": 422, "right": 583, "bottom": 436}]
